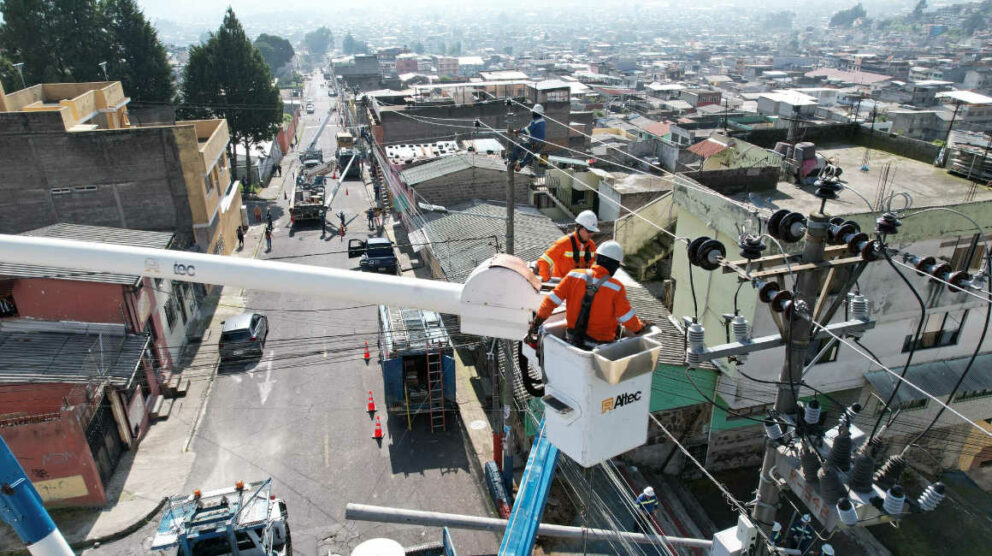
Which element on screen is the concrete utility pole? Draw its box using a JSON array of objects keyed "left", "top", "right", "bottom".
[
  {"left": 505, "top": 142, "right": 515, "bottom": 255},
  {"left": 751, "top": 212, "right": 830, "bottom": 546}
]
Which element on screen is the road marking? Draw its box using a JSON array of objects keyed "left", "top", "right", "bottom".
[{"left": 258, "top": 350, "right": 277, "bottom": 404}]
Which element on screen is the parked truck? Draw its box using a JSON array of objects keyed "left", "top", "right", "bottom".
[
  {"left": 348, "top": 236, "right": 398, "bottom": 274},
  {"left": 289, "top": 180, "right": 326, "bottom": 224},
  {"left": 377, "top": 306, "right": 456, "bottom": 432}
]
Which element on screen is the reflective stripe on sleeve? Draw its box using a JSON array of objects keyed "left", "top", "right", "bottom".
[
  {"left": 540, "top": 253, "right": 554, "bottom": 265},
  {"left": 602, "top": 280, "right": 621, "bottom": 291},
  {"left": 618, "top": 309, "right": 636, "bottom": 323},
  {"left": 548, "top": 293, "right": 563, "bottom": 306}
]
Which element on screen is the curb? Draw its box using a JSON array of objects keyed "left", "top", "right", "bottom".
[{"left": 0, "top": 497, "right": 167, "bottom": 556}]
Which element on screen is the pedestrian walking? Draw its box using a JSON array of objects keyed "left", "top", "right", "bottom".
[
  {"left": 321, "top": 216, "right": 327, "bottom": 236},
  {"left": 265, "top": 228, "right": 272, "bottom": 251},
  {"left": 236, "top": 226, "right": 244, "bottom": 249},
  {"left": 338, "top": 211, "right": 347, "bottom": 232},
  {"left": 253, "top": 205, "right": 262, "bottom": 224},
  {"left": 366, "top": 207, "right": 376, "bottom": 230},
  {"left": 266, "top": 209, "right": 273, "bottom": 231}
]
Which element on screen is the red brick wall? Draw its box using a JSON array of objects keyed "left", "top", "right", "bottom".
[
  {"left": 12, "top": 279, "right": 126, "bottom": 324},
  {"left": 1, "top": 405, "right": 107, "bottom": 507}
]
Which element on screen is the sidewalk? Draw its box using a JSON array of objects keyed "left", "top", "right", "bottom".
[{"left": 0, "top": 178, "right": 285, "bottom": 556}]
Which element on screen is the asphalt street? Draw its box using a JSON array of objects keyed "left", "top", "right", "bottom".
[{"left": 81, "top": 73, "right": 498, "bottom": 556}]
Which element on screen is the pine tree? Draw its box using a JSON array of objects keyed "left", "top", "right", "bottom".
[
  {"left": 0, "top": 0, "right": 66, "bottom": 83},
  {"left": 0, "top": 56, "right": 19, "bottom": 91},
  {"left": 51, "top": 0, "right": 111, "bottom": 81},
  {"left": 180, "top": 8, "right": 282, "bottom": 187},
  {"left": 101, "top": 0, "right": 175, "bottom": 102}
]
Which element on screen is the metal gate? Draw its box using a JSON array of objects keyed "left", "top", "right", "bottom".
[{"left": 85, "top": 397, "right": 125, "bottom": 483}]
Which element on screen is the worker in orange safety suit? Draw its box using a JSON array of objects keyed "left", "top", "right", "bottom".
[
  {"left": 535, "top": 210, "right": 599, "bottom": 282},
  {"left": 527, "top": 241, "right": 652, "bottom": 349}
]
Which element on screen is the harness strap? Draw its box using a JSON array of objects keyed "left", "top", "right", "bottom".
[
  {"left": 568, "top": 233, "right": 592, "bottom": 268},
  {"left": 571, "top": 270, "right": 610, "bottom": 348}
]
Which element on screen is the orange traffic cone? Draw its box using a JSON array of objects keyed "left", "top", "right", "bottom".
[
  {"left": 363, "top": 341, "right": 371, "bottom": 362},
  {"left": 332, "top": 170, "right": 337, "bottom": 179},
  {"left": 372, "top": 416, "right": 383, "bottom": 439},
  {"left": 367, "top": 390, "right": 376, "bottom": 412}
]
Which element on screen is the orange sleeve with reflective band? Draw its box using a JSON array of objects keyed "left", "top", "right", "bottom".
[
  {"left": 537, "top": 235, "right": 570, "bottom": 282},
  {"left": 613, "top": 283, "right": 644, "bottom": 334},
  {"left": 537, "top": 273, "right": 576, "bottom": 320}
]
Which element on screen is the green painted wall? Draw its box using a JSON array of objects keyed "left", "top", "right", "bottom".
[{"left": 650, "top": 364, "right": 717, "bottom": 412}]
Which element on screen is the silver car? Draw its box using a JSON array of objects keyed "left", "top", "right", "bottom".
[{"left": 219, "top": 313, "right": 269, "bottom": 360}]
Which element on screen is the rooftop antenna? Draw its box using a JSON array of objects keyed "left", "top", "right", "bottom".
[{"left": 98, "top": 61, "right": 109, "bottom": 82}]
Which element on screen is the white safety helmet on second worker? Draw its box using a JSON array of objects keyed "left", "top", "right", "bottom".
[
  {"left": 821, "top": 544, "right": 835, "bottom": 556},
  {"left": 532, "top": 103, "right": 545, "bottom": 115},
  {"left": 575, "top": 210, "right": 599, "bottom": 233},
  {"left": 597, "top": 241, "right": 624, "bottom": 264},
  {"left": 643, "top": 486, "right": 654, "bottom": 497}
]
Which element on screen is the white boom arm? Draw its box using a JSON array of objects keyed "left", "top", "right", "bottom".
[{"left": 0, "top": 235, "right": 543, "bottom": 340}]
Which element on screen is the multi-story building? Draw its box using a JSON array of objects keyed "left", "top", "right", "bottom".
[
  {"left": 661, "top": 146, "right": 992, "bottom": 479},
  {"left": 434, "top": 56, "right": 459, "bottom": 77},
  {"left": 0, "top": 81, "right": 242, "bottom": 256},
  {"left": 395, "top": 53, "right": 419, "bottom": 74}
]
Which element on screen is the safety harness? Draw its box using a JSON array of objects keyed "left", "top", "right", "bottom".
[
  {"left": 570, "top": 270, "right": 610, "bottom": 349},
  {"left": 568, "top": 233, "right": 593, "bottom": 269}
]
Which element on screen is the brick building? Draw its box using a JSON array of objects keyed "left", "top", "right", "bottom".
[{"left": 0, "top": 81, "right": 242, "bottom": 255}]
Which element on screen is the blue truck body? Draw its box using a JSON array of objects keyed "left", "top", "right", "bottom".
[{"left": 377, "top": 306, "right": 456, "bottom": 415}]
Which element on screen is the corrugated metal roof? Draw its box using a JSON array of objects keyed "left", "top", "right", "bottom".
[
  {"left": 0, "top": 224, "right": 174, "bottom": 285},
  {"left": 412, "top": 200, "right": 561, "bottom": 283},
  {"left": 399, "top": 154, "right": 523, "bottom": 186},
  {"left": 0, "top": 330, "right": 149, "bottom": 386},
  {"left": 865, "top": 353, "right": 992, "bottom": 404}
]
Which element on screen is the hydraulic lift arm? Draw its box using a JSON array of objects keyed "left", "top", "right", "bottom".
[{"left": 0, "top": 234, "right": 543, "bottom": 341}]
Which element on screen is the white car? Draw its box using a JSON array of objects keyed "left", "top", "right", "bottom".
[{"left": 306, "top": 103, "right": 315, "bottom": 114}]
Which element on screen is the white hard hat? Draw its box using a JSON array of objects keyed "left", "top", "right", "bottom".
[
  {"left": 801, "top": 513, "right": 812, "bottom": 523},
  {"left": 575, "top": 210, "right": 599, "bottom": 232},
  {"left": 597, "top": 240, "right": 623, "bottom": 264},
  {"left": 821, "top": 544, "right": 835, "bottom": 556},
  {"left": 532, "top": 103, "right": 545, "bottom": 115},
  {"left": 772, "top": 522, "right": 782, "bottom": 532},
  {"left": 643, "top": 486, "right": 654, "bottom": 497}
]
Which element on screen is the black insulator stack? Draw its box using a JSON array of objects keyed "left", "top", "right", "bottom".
[
  {"left": 828, "top": 426, "right": 853, "bottom": 472},
  {"left": 801, "top": 445, "right": 821, "bottom": 485},
  {"left": 848, "top": 454, "right": 875, "bottom": 493},
  {"left": 818, "top": 464, "right": 845, "bottom": 505},
  {"left": 874, "top": 455, "right": 906, "bottom": 490}
]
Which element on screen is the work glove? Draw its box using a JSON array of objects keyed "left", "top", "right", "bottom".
[
  {"left": 525, "top": 316, "right": 546, "bottom": 348},
  {"left": 639, "top": 321, "right": 655, "bottom": 334}
]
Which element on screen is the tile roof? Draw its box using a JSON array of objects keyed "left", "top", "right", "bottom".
[
  {"left": 805, "top": 68, "right": 892, "bottom": 85},
  {"left": 640, "top": 121, "right": 671, "bottom": 137},
  {"left": 0, "top": 223, "right": 174, "bottom": 286},
  {"left": 686, "top": 138, "right": 730, "bottom": 158},
  {"left": 0, "top": 329, "right": 149, "bottom": 386}
]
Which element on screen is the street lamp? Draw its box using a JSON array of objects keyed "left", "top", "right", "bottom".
[
  {"left": 98, "top": 61, "right": 109, "bottom": 81},
  {"left": 12, "top": 62, "right": 26, "bottom": 89}
]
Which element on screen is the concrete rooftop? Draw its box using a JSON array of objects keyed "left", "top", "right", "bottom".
[{"left": 734, "top": 143, "right": 992, "bottom": 215}]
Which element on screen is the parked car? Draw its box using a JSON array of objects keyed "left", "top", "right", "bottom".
[
  {"left": 219, "top": 313, "right": 269, "bottom": 360},
  {"left": 306, "top": 103, "right": 315, "bottom": 114}
]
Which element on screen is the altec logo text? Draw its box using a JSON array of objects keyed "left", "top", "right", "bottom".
[{"left": 601, "top": 391, "right": 642, "bottom": 414}]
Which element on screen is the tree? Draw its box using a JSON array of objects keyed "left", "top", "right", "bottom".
[
  {"left": 0, "top": 55, "right": 19, "bottom": 91},
  {"left": 342, "top": 32, "right": 358, "bottom": 55},
  {"left": 254, "top": 34, "right": 294, "bottom": 76},
  {"left": 101, "top": 0, "right": 175, "bottom": 102},
  {"left": 0, "top": 0, "right": 108, "bottom": 84},
  {"left": 829, "top": 3, "right": 867, "bottom": 27},
  {"left": 912, "top": 0, "right": 927, "bottom": 19},
  {"left": 412, "top": 42, "right": 425, "bottom": 54},
  {"left": 303, "top": 26, "right": 333, "bottom": 57},
  {"left": 180, "top": 8, "right": 282, "bottom": 187},
  {"left": 962, "top": 12, "right": 986, "bottom": 35}
]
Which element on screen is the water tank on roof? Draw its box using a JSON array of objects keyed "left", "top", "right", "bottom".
[
  {"left": 795, "top": 142, "right": 816, "bottom": 161},
  {"left": 351, "top": 538, "right": 404, "bottom": 556}
]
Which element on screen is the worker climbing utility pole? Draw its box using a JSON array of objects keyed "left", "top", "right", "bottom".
[{"left": 750, "top": 211, "right": 830, "bottom": 550}]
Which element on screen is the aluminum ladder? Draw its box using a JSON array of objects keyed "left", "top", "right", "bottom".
[{"left": 426, "top": 346, "right": 445, "bottom": 432}]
